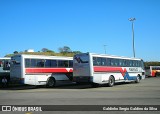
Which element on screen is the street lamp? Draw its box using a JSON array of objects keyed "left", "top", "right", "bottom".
[{"left": 129, "top": 17, "right": 136, "bottom": 58}]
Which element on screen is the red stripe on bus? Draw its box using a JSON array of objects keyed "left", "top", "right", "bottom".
[
  {"left": 25, "top": 68, "right": 73, "bottom": 73},
  {"left": 151, "top": 71, "right": 156, "bottom": 77},
  {"left": 94, "top": 66, "right": 127, "bottom": 76}
]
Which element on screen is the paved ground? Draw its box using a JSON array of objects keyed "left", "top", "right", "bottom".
[{"left": 0, "top": 77, "right": 160, "bottom": 114}]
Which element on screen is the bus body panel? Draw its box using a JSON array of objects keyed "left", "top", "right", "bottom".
[
  {"left": 10, "top": 54, "right": 73, "bottom": 86},
  {"left": 73, "top": 53, "right": 92, "bottom": 82},
  {"left": 73, "top": 53, "right": 145, "bottom": 85},
  {"left": 145, "top": 66, "right": 160, "bottom": 77},
  {"left": 25, "top": 75, "right": 37, "bottom": 85},
  {"left": 10, "top": 55, "right": 23, "bottom": 84},
  {"left": 92, "top": 67, "right": 142, "bottom": 84}
]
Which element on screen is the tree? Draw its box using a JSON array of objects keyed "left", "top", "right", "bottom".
[
  {"left": 46, "top": 50, "right": 55, "bottom": 53},
  {"left": 144, "top": 62, "right": 160, "bottom": 67},
  {"left": 13, "top": 51, "right": 18, "bottom": 54},
  {"left": 41, "top": 48, "right": 55, "bottom": 53},
  {"left": 73, "top": 51, "right": 82, "bottom": 54},
  {"left": 41, "top": 48, "right": 49, "bottom": 52},
  {"left": 59, "top": 46, "right": 72, "bottom": 53}
]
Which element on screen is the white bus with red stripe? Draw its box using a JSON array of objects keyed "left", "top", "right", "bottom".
[
  {"left": 145, "top": 66, "right": 160, "bottom": 77},
  {"left": 10, "top": 54, "right": 73, "bottom": 87},
  {"left": 73, "top": 53, "right": 145, "bottom": 87}
]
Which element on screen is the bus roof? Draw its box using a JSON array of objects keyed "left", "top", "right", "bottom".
[
  {"left": 0, "top": 57, "right": 11, "bottom": 60},
  {"left": 11, "top": 54, "right": 73, "bottom": 60},
  {"left": 150, "top": 66, "right": 160, "bottom": 67},
  {"left": 77, "top": 53, "right": 143, "bottom": 61}
]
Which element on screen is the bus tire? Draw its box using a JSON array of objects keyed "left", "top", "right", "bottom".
[
  {"left": 135, "top": 76, "right": 140, "bottom": 83},
  {"left": 108, "top": 76, "right": 115, "bottom": 87},
  {"left": 46, "top": 78, "right": 56, "bottom": 88}
]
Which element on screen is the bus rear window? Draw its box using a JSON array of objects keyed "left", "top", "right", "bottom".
[{"left": 74, "top": 55, "right": 89, "bottom": 63}]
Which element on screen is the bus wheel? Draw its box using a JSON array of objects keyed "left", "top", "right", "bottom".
[
  {"left": 46, "top": 78, "right": 56, "bottom": 88},
  {"left": 108, "top": 76, "right": 115, "bottom": 87},
  {"left": 135, "top": 76, "right": 140, "bottom": 83}
]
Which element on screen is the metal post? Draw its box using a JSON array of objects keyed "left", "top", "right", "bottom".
[
  {"left": 132, "top": 21, "right": 135, "bottom": 58},
  {"left": 104, "top": 45, "right": 106, "bottom": 54},
  {"left": 129, "top": 18, "right": 136, "bottom": 58}
]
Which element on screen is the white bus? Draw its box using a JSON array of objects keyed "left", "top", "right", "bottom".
[
  {"left": 145, "top": 66, "right": 160, "bottom": 77},
  {"left": 10, "top": 54, "right": 73, "bottom": 87},
  {"left": 0, "top": 57, "right": 11, "bottom": 84},
  {"left": 73, "top": 53, "right": 145, "bottom": 87}
]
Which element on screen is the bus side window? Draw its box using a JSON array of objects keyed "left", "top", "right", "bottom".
[
  {"left": 132, "top": 60, "right": 135, "bottom": 67},
  {"left": 63, "top": 61, "right": 69, "bottom": 67},
  {"left": 122, "top": 59, "right": 125, "bottom": 67},
  {"left": 45, "top": 60, "right": 51, "bottom": 67},
  {"left": 119, "top": 59, "right": 124, "bottom": 67},
  {"left": 37, "top": 59, "right": 45, "bottom": 67},
  {"left": 138, "top": 61, "right": 141, "bottom": 67},
  {"left": 129, "top": 60, "right": 132, "bottom": 67},
  {"left": 31, "top": 59, "right": 37, "bottom": 67},
  {"left": 69, "top": 60, "right": 73, "bottom": 67},
  {"left": 101, "top": 58, "right": 107, "bottom": 66},
  {"left": 58, "top": 60, "right": 69, "bottom": 67},
  {"left": 97, "top": 57, "right": 102, "bottom": 66},
  {"left": 135, "top": 60, "right": 138, "bottom": 67},
  {"left": 110, "top": 59, "right": 114, "bottom": 66},
  {"left": 93, "top": 57, "right": 97, "bottom": 66},
  {"left": 114, "top": 59, "right": 119, "bottom": 66},
  {"left": 93, "top": 57, "right": 102, "bottom": 66},
  {"left": 106, "top": 58, "right": 111, "bottom": 66},
  {"left": 25, "top": 59, "right": 30, "bottom": 68},
  {"left": 125, "top": 60, "right": 129, "bottom": 67},
  {"left": 50, "top": 60, "right": 57, "bottom": 67},
  {"left": 141, "top": 60, "right": 144, "bottom": 69},
  {"left": 45, "top": 59, "right": 58, "bottom": 68}
]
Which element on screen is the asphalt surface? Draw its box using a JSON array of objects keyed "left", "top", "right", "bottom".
[{"left": 0, "top": 76, "right": 160, "bottom": 114}]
